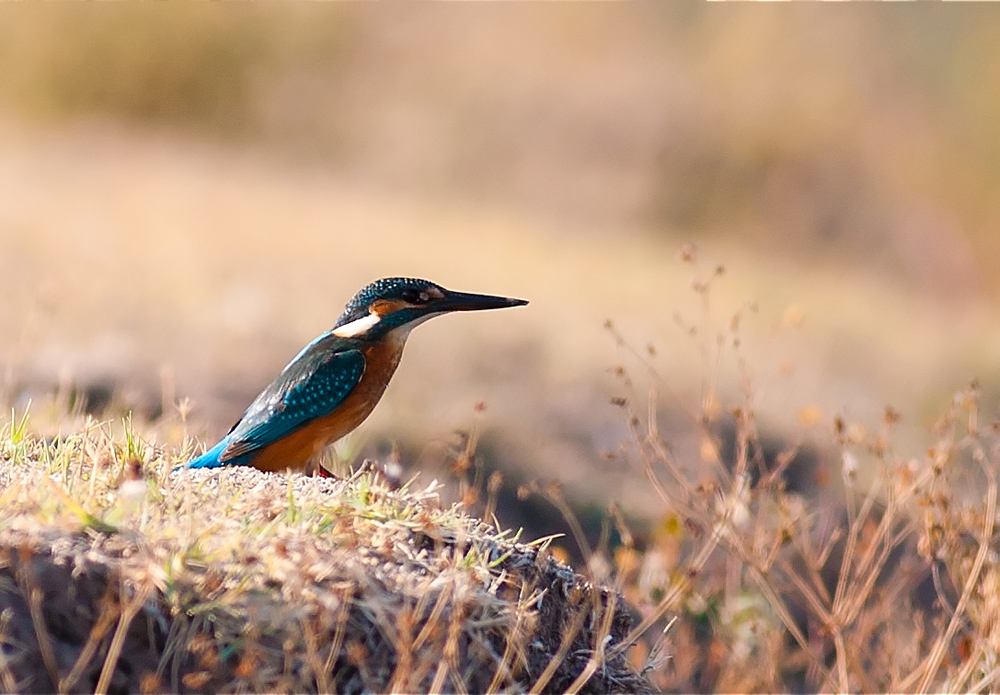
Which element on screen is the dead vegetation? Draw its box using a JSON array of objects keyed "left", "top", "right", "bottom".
[
  {"left": 0, "top": 418, "right": 644, "bottom": 694},
  {"left": 608, "top": 379, "right": 1000, "bottom": 692},
  {"left": 592, "top": 253, "right": 1000, "bottom": 692}
]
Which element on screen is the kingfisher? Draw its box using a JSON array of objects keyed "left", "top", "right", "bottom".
[{"left": 185, "top": 277, "right": 527, "bottom": 473}]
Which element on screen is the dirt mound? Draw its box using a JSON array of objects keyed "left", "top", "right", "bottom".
[{"left": 0, "top": 443, "right": 646, "bottom": 694}]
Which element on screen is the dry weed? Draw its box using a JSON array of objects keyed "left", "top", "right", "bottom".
[{"left": 595, "top": 251, "right": 1000, "bottom": 693}]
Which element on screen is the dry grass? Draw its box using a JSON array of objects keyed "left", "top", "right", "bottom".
[
  {"left": 588, "top": 254, "right": 1000, "bottom": 693},
  {"left": 0, "top": 414, "right": 644, "bottom": 694}
]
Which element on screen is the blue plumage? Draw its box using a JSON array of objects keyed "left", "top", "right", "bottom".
[
  {"left": 188, "top": 344, "right": 365, "bottom": 468},
  {"left": 222, "top": 348, "right": 365, "bottom": 460},
  {"left": 186, "top": 438, "right": 230, "bottom": 469}
]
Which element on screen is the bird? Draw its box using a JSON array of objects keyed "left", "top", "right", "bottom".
[{"left": 185, "top": 277, "right": 527, "bottom": 473}]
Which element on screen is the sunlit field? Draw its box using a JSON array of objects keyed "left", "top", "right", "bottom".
[{"left": 3, "top": 6, "right": 1000, "bottom": 692}]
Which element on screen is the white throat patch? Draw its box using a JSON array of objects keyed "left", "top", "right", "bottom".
[{"left": 332, "top": 312, "right": 381, "bottom": 338}]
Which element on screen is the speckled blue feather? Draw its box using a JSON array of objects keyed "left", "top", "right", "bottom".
[{"left": 187, "top": 342, "right": 365, "bottom": 468}]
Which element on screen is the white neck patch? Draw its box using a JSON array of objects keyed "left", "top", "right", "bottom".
[{"left": 332, "top": 312, "right": 381, "bottom": 338}]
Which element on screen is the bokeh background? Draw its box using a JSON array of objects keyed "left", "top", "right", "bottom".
[{"left": 3, "top": 5, "right": 1000, "bottom": 543}]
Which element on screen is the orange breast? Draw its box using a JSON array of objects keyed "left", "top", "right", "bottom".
[{"left": 250, "top": 339, "right": 405, "bottom": 473}]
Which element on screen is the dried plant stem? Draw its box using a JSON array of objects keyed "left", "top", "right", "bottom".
[
  {"left": 388, "top": 607, "right": 415, "bottom": 694},
  {"left": 431, "top": 605, "right": 467, "bottom": 695},
  {"left": 777, "top": 558, "right": 831, "bottom": 624},
  {"left": 529, "top": 604, "right": 589, "bottom": 693},
  {"left": 564, "top": 592, "right": 618, "bottom": 695},
  {"left": 486, "top": 583, "right": 533, "bottom": 695},
  {"left": 95, "top": 582, "right": 151, "bottom": 695},
  {"left": 301, "top": 618, "right": 330, "bottom": 694},
  {"left": 832, "top": 630, "right": 850, "bottom": 694},
  {"left": 158, "top": 609, "right": 200, "bottom": 692},
  {"left": 413, "top": 584, "right": 452, "bottom": 652},
  {"left": 323, "top": 593, "right": 352, "bottom": 677},
  {"left": 59, "top": 597, "right": 120, "bottom": 692},
  {"left": 607, "top": 507, "right": 724, "bottom": 662},
  {"left": 26, "top": 585, "right": 61, "bottom": 690},
  {"left": 747, "top": 564, "right": 836, "bottom": 689},
  {"left": 832, "top": 478, "right": 880, "bottom": 613},
  {"left": 541, "top": 487, "right": 594, "bottom": 568},
  {"left": 968, "top": 664, "right": 1000, "bottom": 693},
  {"left": 912, "top": 470, "right": 996, "bottom": 694}
]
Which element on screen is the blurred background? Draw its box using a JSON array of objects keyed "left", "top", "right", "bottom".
[{"left": 2, "top": 4, "right": 1000, "bottom": 544}]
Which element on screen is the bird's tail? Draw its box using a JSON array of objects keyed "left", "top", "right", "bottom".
[{"left": 184, "top": 440, "right": 229, "bottom": 469}]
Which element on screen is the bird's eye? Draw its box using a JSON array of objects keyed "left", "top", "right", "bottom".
[{"left": 401, "top": 288, "right": 430, "bottom": 304}]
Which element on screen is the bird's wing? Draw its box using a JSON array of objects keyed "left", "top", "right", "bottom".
[{"left": 219, "top": 346, "right": 366, "bottom": 462}]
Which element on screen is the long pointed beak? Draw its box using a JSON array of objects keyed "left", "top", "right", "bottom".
[{"left": 434, "top": 289, "right": 528, "bottom": 313}]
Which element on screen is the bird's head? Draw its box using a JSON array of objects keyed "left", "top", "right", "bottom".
[{"left": 331, "top": 278, "right": 527, "bottom": 340}]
